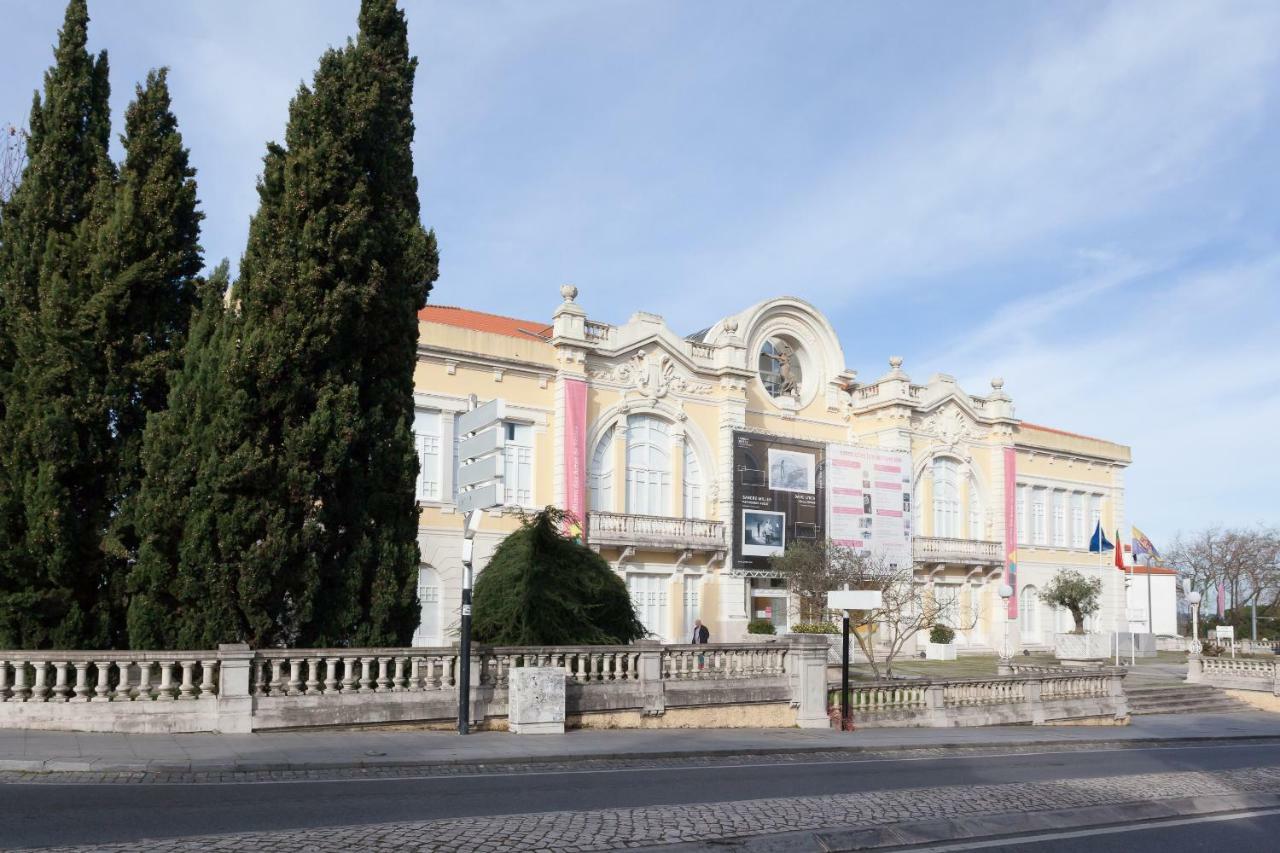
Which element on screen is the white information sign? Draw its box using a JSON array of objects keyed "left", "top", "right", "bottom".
[
  {"left": 826, "top": 443, "right": 913, "bottom": 568},
  {"left": 1214, "top": 625, "right": 1235, "bottom": 641}
]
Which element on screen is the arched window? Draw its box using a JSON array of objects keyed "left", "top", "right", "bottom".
[
  {"left": 626, "top": 415, "right": 671, "bottom": 515},
  {"left": 412, "top": 565, "right": 441, "bottom": 647},
  {"left": 932, "top": 458, "right": 960, "bottom": 538},
  {"left": 967, "top": 473, "right": 984, "bottom": 540},
  {"left": 683, "top": 440, "right": 704, "bottom": 519},
  {"left": 588, "top": 426, "right": 614, "bottom": 512},
  {"left": 1020, "top": 585, "right": 1041, "bottom": 643}
]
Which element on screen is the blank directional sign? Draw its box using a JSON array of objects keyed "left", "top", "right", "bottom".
[
  {"left": 457, "top": 453, "right": 503, "bottom": 489},
  {"left": 827, "top": 590, "right": 884, "bottom": 611},
  {"left": 458, "top": 426, "right": 503, "bottom": 463},
  {"left": 457, "top": 481, "right": 502, "bottom": 515},
  {"left": 457, "top": 398, "right": 505, "bottom": 438}
]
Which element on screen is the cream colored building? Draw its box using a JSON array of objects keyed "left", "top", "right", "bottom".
[{"left": 409, "top": 286, "right": 1134, "bottom": 652}]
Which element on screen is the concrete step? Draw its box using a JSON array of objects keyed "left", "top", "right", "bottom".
[{"left": 1119, "top": 680, "right": 1254, "bottom": 715}]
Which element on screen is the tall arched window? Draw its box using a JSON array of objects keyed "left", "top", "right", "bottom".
[
  {"left": 1020, "top": 585, "right": 1041, "bottom": 643},
  {"left": 626, "top": 415, "right": 671, "bottom": 515},
  {"left": 682, "top": 441, "right": 704, "bottom": 519},
  {"left": 967, "top": 473, "right": 984, "bottom": 540},
  {"left": 932, "top": 458, "right": 960, "bottom": 538},
  {"left": 588, "top": 426, "right": 614, "bottom": 512}
]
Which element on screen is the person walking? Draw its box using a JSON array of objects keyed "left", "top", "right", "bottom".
[{"left": 691, "top": 619, "right": 709, "bottom": 670}]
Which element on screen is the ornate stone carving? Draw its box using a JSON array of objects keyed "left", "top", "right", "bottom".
[
  {"left": 587, "top": 349, "right": 713, "bottom": 398},
  {"left": 921, "top": 403, "right": 977, "bottom": 447}
]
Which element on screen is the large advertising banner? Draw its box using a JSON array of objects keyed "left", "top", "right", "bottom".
[
  {"left": 562, "top": 379, "right": 588, "bottom": 531},
  {"left": 826, "top": 444, "right": 913, "bottom": 569},
  {"left": 732, "top": 432, "right": 825, "bottom": 572},
  {"left": 1002, "top": 446, "right": 1018, "bottom": 619}
]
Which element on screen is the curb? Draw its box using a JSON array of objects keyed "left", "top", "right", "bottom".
[{"left": 5, "top": 732, "right": 1280, "bottom": 776}]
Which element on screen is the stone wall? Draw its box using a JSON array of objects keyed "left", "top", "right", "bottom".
[{"left": 1187, "top": 656, "right": 1280, "bottom": 695}]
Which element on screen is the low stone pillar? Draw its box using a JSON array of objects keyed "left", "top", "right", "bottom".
[
  {"left": 215, "top": 644, "right": 255, "bottom": 734},
  {"left": 508, "top": 667, "right": 565, "bottom": 734},
  {"left": 925, "top": 683, "right": 946, "bottom": 727},
  {"left": 1025, "top": 678, "right": 1045, "bottom": 725},
  {"left": 787, "top": 634, "right": 831, "bottom": 729},
  {"left": 634, "top": 641, "right": 665, "bottom": 717},
  {"left": 1107, "top": 666, "right": 1129, "bottom": 720},
  {"left": 1185, "top": 654, "right": 1203, "bottom": 684},
  {"left": 997, "top": 659, "right": 1013, "bottom": 676},
  {"left": 1272, "top": 661, "right": 1279, "bottom": 698}
]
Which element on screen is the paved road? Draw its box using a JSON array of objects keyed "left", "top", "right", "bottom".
[{"left": 6, "top": 741, "right": 1280, "bottom": 849}]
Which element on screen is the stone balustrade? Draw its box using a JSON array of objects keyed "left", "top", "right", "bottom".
[
  {"left": 586, "top": 511, "right": 725, "bottom": 550},
  {"left": 913, "top": 536, "right": 1002, "bottom": 566},
  {"left": 1187, "top": 655, "right": 1280, "bottom": 695},
  {"left": 831, "top": 668, "right": 1127, "bottom": 728},
  {"left": 1, "top": 638, "right": 1129, "bottom": 733}
]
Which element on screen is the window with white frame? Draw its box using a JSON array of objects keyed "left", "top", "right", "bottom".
[
  {"left": 1015, "top": 484, "right": 1028, "bottom": 545},
  {"left": 413, "top": 410, "right": 442, "bottom": 501},
  {"left": 1071, "top": 492, "right": 1085, "bottom": 548},
  {"left": 411, "top": 565, "right": 441, "bottom": 646},
  {"left": 682, "top": 440, "right": 704, "bottom": 519},
  {"left": 502, "top": 422, "right": 534, "bottom": 507},
  {"left": 932, "top": 458, "right": 960, "bottom": 538},
  {"left": 967, "top": 474, "right": 983, "bottom": 540},
  {"left": 1052, "top": 490, "right": 1066, "bottom": 547},
  {"left": 1032, "top": 487, "right": 1047, "bottom": 545},
  {"left": 1089, "top": 493, "right": 1102, "bottom": 540},
  {"left": 625, "top": 415, "right": 671, "bottom": 516},
  {"left": 588, "top": 427, "right": 614, "bottom": 512}
]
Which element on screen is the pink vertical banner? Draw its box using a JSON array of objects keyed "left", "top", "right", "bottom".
[
  {"left": 562, "top": 378, "right": 588, "bottom": 532},
  {"left": 1002, "top": 447, "right": 1018, "bottom": 619},
  {"left": 1217, "top": 583, "right": 1226, "bottom": 618}
]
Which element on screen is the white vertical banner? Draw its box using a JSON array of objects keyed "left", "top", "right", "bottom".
[{"left": 826, "top": 443, "right": 913, "bottom": 568}]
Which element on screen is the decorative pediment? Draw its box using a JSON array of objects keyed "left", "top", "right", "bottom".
[
  {"left": 587, "top": 348, "right": 715, "bottom": 399},
  {"left": 916, "top": 401, "right": 988, "bottom": 448}
]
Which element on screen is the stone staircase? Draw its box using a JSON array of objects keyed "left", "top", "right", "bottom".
[{"left": 1124, "top": 682, "right": 1253, "bottom": 715}]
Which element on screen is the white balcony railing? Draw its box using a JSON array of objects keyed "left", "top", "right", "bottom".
[
  {"left": 587, "top": 511, "right": 725, "bottom": 550},
  {"left": 913, "top": 536, "right": 1002, "bottom": 565}
]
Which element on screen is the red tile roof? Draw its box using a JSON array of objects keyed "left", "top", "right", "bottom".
[
  {"left": 1020, "top": 422, "right": 1113, "bottom": 444},
  {"left": 1118, "top": 564, "right": 1178, "bottom": 576},
  {"left": 418, "top": 305, "right": 552, "bottom": 342}
]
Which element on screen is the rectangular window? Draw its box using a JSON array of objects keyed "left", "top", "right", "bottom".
[
  {"left": 1015, "top": 485, "right": 1028, "bottom": 546},
  {"left": 502, "top": 422, "right": 534, "bottom": 507},
  {"left": 1089, "top": 494, "right": 1102, "bottom": 540},
  {"left": 1071, "top": 493, "right": 1085, "bottom": 548},
  {"left": 1032, "top": 488, "right": 1046, "bottom": 545},
  {"left": 1051, "top": 490, "right": 1066, "bottom": 547},
  {"left": 413, "top": 410, "right": 442, "bottom": 501}
]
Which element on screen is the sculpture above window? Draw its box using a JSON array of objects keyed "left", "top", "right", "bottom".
[{"left": 758, "top": 336, "right": 802, "bottom": 400}]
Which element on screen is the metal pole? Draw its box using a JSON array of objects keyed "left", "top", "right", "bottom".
[
  {"left": 841, "top": 614, "right": 850, "bottom": 731},
  {"left": 1146, "top": 558, "right": 1153, "bottom": 637},
  {"left": 458, "top": 560, "right": 472, "bottom": 735}
]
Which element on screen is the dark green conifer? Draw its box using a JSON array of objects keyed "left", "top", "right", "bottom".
[
  {"left": 132, "top": 0, "right": 436, "bottom": 647},
  {"left": 0, "top": 0, "right": 114, "bottom": 647}
]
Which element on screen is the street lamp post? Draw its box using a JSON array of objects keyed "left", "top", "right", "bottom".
[
  {"left": 998, "top": 584, "right": 1014, "bottom": 662},
  {"left": 1141, "top": 554, "right": 1155, "bottom": 637},
  {"left": 1187, "top": 590, "right": 1202, "bottom": 655}
]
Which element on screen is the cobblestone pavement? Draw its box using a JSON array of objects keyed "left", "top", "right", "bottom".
[
  {"left": 6, "top": 737, "right": 1280, "bottom": 786},
  {"left": 24, "top": 765, "right": 1280, "bottom": 852}
]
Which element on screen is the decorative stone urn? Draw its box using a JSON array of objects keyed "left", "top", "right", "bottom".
[{"left": 1054, "top": 632, "right": 1111, "bottom": 667}]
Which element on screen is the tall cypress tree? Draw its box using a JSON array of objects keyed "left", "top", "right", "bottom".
[
  {"left": 89, "top": 68, "right": 203, "bottom": 638},
  {"left": 0, "top": 0, "right": 114, "bottom": 648},
  {"left": 132, "top": 0, "right": 436, "bottom": 647}
]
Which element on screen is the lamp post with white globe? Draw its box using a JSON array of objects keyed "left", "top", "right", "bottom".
[
  {"left": 1187, "top": 590, "right": 1202, "bottom": 655},
  {"left": 999, "top": 584, "right": 1014, "bottom": 662}
]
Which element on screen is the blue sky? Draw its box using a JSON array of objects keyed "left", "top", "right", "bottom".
[{"left": 3, "top": 1, "right": 1278, "bottom": 547}]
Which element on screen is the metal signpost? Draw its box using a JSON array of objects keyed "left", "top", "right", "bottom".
[
  {"left": 827, "top": 590, "right": 884, "bottom": 731},
  {"left": 454, "top": 398, "right": 507, "bottom": 735}
]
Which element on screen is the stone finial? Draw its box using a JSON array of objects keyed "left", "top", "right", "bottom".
[
  {"left": 560, "top": 283, "right": 578, "bottom": 303},
  {"left": 991, "top": 377, "right": 1004, "bottom": 391},
  {"left": 889, "top": 356, "right": 903, "bottom": 370},
  {"left": 723, "top": 317, "right": 739, "bottom": 335}
]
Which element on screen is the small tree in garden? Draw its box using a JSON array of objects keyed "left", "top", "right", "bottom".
[
  {"left": 1042, "top": 569, "right": 1103, "bottom": 634},
  {"left": 470, "top": 508, "right": 646, "bottom": 646},
  {"left": 769, "top": 540, "right": 860, "bottom": 623}
]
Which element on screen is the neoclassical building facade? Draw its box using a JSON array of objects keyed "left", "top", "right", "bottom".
[{"left": 409, "top": 287, "right": 1134, "bottom": 652}]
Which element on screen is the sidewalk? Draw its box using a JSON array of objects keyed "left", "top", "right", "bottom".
[{"left": 3, "top": 712, "right": 1278, "bottom": 773}]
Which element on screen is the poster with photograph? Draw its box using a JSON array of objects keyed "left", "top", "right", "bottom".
[
  {"left": 732, "top": 432, "right": 824, "bottom": 572},
  {"left": 826, "top": 442, "right": 913, "bottom": 568},
  {"left": 768, "top": 449, "right": 815, "bottom": 494},
  {"left": 742, "top": 509, "right": 786, "bottom": 556}
]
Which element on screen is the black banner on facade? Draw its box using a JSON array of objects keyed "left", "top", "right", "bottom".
[{"left": 732, "top": 431, "right": 825, "bottom": 572}]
